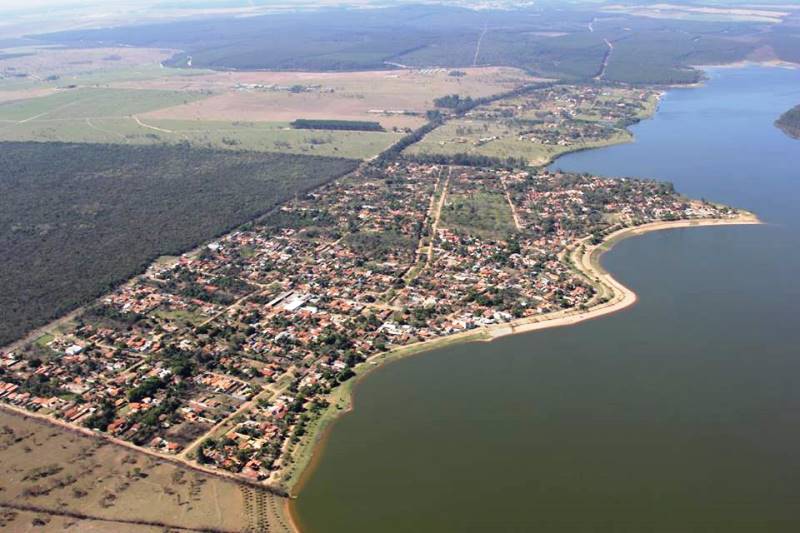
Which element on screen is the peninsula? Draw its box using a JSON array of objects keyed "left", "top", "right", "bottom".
[
  {"left": 776, "top": 104, "right": 800, "bottom": 139},
  {"left": 0, "top": 154, "right": 758, "bottom": 515}
]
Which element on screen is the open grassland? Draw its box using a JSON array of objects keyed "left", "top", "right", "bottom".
[
  {"left": 0, "top": 58, "right": 537, "bottom": 158},
  {"left": 0, "top": 87, "right": 206, "bottom": 122},
  {"left": 0, "top": 47, "right": 178, "bottom": 88},
  {"left": 0, "top": 117, "right": 400, "bottom": 159},
  {"left": 0, "top": 141, "right": 358, "bottom": 347},
  {"left": 0, "top": 63, "right": 537, "bottom": 158},
  {"left": 441, "top": 190, "right": 518, "bottom": 240},
  {"left": 0, "top": 85, "right": 400, "bottom": 158},
  {"left": 134, "top": 67, "right": 542, "bottom": 130},
  {"left": 0, "top": 409, "right": 293, "bottom": 532}
]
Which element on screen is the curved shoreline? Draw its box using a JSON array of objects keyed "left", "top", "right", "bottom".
[{"left": 284, "top": 212, "right": 761, "bottom": 532}]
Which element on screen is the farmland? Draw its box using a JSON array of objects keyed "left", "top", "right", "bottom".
[
  {"left": 0, "top": 44, "right": 539, "bottom": 158},
  {"left": 0, "top": 141, "right": 358, "bottom": 347},
  {"left": 133, "top": 66, "right": 541, "bottom": 130},
  {"left": 0, "top": 116, "right": 400, "bottom": 159},
  {"left": 0, "top": 87, "right": 206, "bottom": 121}
]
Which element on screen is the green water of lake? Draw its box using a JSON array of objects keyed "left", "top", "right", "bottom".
[{"left": 293, "top": 66, "right": 800, "bottom": 532}]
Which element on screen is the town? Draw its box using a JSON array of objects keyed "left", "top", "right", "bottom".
[{"left": 0, "top": 159, "right": 740, "bottom": 489}]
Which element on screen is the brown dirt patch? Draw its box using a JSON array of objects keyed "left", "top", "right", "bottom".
[
  {"left": 0, "top": 88, "right": 57, "bottom": 103},
  {"left": 0, "top": 409, "right": 286, "bottom": 532},
  {"left": 136, "top": 67, "right": 544, "bottom": 129}
]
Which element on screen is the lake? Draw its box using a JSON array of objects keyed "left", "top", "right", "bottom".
[{"left": 292, "top": 65, "right": 800, "bottom": 532}]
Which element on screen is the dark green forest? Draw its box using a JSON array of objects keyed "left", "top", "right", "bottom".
[
  {"left": 0, "top": 142, "right": 358, "bottom": 346},
  {"left": 34, "top": 5, "right": 800, "bottom": 85},
  {"left": 291, "top": 119, "right": 385, "bottom": 132},
  {"left": 776, "top": 104, "right": 800, "bottom": 139}
]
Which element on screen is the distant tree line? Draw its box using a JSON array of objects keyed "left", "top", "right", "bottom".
[
  {"left": 403, "top": 153, "right": 525, "bottom": 169},
  {"left": 291, "top": 119, "right": 384, "bottom": 132}
]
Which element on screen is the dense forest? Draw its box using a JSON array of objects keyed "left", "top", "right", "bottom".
[
  {"left": 33, "top": 4, "right": 800, "bottom": 85},
  {"left": 776, "top": 104, "right": 800, "bottom": 139},
  {"left": 0, "top": 142, "right": 358, "bottom": 346}
]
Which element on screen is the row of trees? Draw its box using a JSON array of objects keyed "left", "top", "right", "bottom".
[{"left": 291, "top": 119, "right": 384, "bottom": 132}]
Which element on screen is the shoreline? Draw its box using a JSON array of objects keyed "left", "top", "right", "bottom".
[
  {"left": 284, "top": 212, "right": 761, "bottom": 532},
  {"left": 695, "top": 59, "right": 800, "bottom": 71},
  {"left": 532, "top": 91, "right": 663, "bottom": 168}
]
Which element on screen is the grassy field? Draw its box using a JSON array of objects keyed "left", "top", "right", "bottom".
[
  {"left": 441, "top": 190, "right": 518, "bottom": 239},
  {"left": 0, "top": 87, "right": 206, "bottom": 122},
  {"left": 133, "top": 66, "right": 542, "bottom": 129},
  {"left": 0, "top": 116, "right": 401, "bottom": 158},
  {"left": 1, "top": 45, "right": 541, "bottom": 159},
  {"left": 0, "top": 409, "right": 293, "bottom": 532},
  {"left": 0, "top": 62, "right": 538, "bottom": 159}
]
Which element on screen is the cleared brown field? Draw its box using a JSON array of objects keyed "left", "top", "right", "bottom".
[
  {"left": 137, "top": 67, "right": 544, "bottom": 130},
  {"left": 0, "top": 88, "right": 57, "bottom": 103},
  {"left": 0, "top": 409, "right": 293, "bottom": 532}
]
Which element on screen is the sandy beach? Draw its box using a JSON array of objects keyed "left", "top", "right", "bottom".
[{"left": 486, "top": 213, "right": 761, "bottom": 339}]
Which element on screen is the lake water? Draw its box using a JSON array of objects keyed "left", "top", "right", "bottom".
[{"left": 293, "top": 66, "right": 800, "bottom": 532}]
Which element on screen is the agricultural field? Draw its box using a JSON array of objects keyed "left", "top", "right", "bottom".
[
  {"left": 0, "top": 81, "right": 399, "bottom": 159},
  {"left": 0, "top": 116, "right": 400, "bottom": 159},
  {"left": 407, "top": 85, "right": 660, "bottom": 166},
  {"left": 133, "top": 66, "right": 542, "bottom": 130},
  {"left": 0, "top": 43, "right": 539, "bottom": 159},
  {"left": 0, "top": 409, "right": 292, "bottom": 532},
  {"left": 0, "top": 87, "right": 206, "bottom": 121},
  {"left": 0, "top": 141, "right": 358, "bottom": 347}
]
